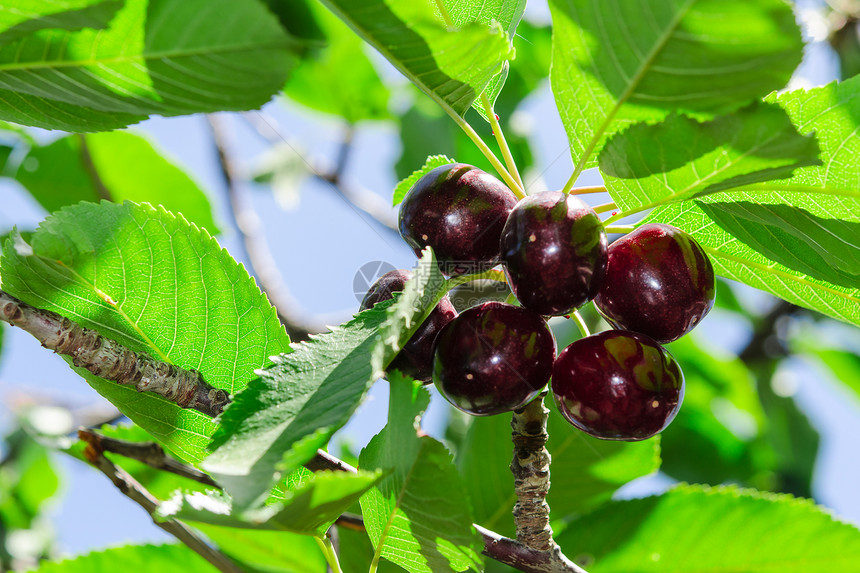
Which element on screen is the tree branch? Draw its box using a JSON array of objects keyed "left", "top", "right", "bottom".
[
  {"left": 78, "top": 431, "right": 244, "bottom": 573},
  {"left": 242, "top": 112, "right": 399, "bottom": 233},
  {"left": 208, "top": 114, "right": 330, "bottom": 342},
  {"left": 510, "top": 393, "right": 554, "bottom": 551},
  {"left": 0, "top": 290, "right": 228, "bottom": 417}
]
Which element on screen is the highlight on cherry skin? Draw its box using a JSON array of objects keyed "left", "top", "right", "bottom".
[
  {"left": 594, "top": 223, "right": 716, "bottom": 343},
  {"left": 551, "top": 330, "right": 684, "bottom": 441},
  {"left": 432, "top": 301, "right": 556, "bottom": 416},
  {"left": 360, "top": 269, "right": 457, "bottom": 383},
  {"left": 398, "top": 163, "right": 518, "bottom": 275},
  {"left": 500, "top": 190, "right": 608, "bottom": 316}
]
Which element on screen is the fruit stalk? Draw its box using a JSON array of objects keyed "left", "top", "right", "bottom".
[
  {"left": 0, "top": 289, "right": 228, "bottom": 417},
  {"left": 511, "top": 392, "right": 554, "bottom": 551}
]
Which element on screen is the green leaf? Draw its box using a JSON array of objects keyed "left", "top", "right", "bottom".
[
  {"left": 360, "top": 377, "right": 484, "bottom": 573},
  {"left": 0, "top": 0, "right": 298, "bottom": 132},
  {"left": 370, "top": 247, "right": 448, "bottom": 378},
  {"left": 644, "top": 76, "right": 860, "bottom": 326},
  {"left": 284, "top": 2, "right": 389, "bottom": 122},
  {"left": 203, "top": 300, "right": 394, "bottom": 510},
  {"left": 197, "top": 525, "right": 327, "bottom": 573},
  {"left": 0, "top": 1, "right": 122, "bottom": 46},
  {"left": 556, "top": 484, "right": 860, "bottom": 572},
  {"left": 319, "top": 0, "right": 513, "bottom": 117},
  {"left": 549, "top": 0, "right": 803, "bottom": 175},
  {"left": 392, "top": 155, "right": 455, "bottom": 206},
  {"left": 160, "top": 469, "right": 383, "bottom": 535},
  {"left": 22, "top": 543, "right": 220, "bottom": 573},
  {"left": 600, "top": 103, "right": 821, "bottom": 213},
  {"left": 458, "top": 400, "right": 659, "bottom": 538},
  {"left": 15, "top": 132, "right": 219, "bottom": 233},
  {"left": 438, "top": 0, "right": 526, "bottom": 121},
  {"left": 0, "top": 201, "right": 289, "bottom": 463}
]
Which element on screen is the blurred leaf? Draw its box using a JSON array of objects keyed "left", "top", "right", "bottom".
[
  {"left": 458, "top": 398, "right": 659, "bottom": 538},
  {"left": 556, "top": 485, "right": 860, "bottom": 572},
  {"left": 338, "top": 527, "right": 402, "bottom": 573},
  {"left": 753, "top": 361, "right": 818, "bottom": 498},
  {"left": 320, "top": 0, "right": 513, "bottom": 117},
  {"left": 600, "top": 103, "right": 821, "bottom": 213},
  {"left": 660, "top": 336, "right": 771, "bottom": 486},
  {"left": 0, "top": 430, "right": 59, "bottom": 530},
  {"left": 261, "top": 0, "right": 325, "bottom": 45},
  {"left": 0, "top": 201, "right": 289, "bottom": 464},
  {"left": 285, "top": 2, "right": 389, "bottom": 122},
  {"left": 395, "top": 100, "right": 458, "bottom": 181},
  {"left": 549, "top": 0, "right": 802, "bottom": 174},
  {"left": 15, "top": 132, "right": 219, "bottom": 233},
  {"left": 0, "top": 0, "right": 298, "bottom": 132},
  {"left": 203, "top": 300, "right": 394, "bottom": 510},
  {"left": 198, "top": 525, "right": 327, "bottom": 573},
  {"left": 160, "top": 470, "right": 383, "bottom": 535},
  {"left": 392, "top": 155, "right": 455, "bottom": 206},
  {"left": 22, "top": 543, "right": 219, "bottom": 573},
  {"left": 796, "top": 342, "right": 860, "bottom": 399},
  {"left": 359, "top": 377, "right": 484, "bottom": 573},
  {"left": 0, "top": 1, "right": 121, "bottom": 46}
]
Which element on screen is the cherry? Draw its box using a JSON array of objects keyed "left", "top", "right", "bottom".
[
  {"left": 432, "top": 301, "right": 556, "bottom": 416},
  {"left": 551, "top": 330, "right": 684, "bottom": 440},
  {"left": 594, "top": 223, "right": 715, "bottom": 343},
  {"left": 360, "top": 270, "right": 457, "bottom": 382},
  {"left": 500, "top": 191, "right": 607, "bottom": 315},
  {"left": 399, "top": 163, "right": 518, "bottom": 275}
]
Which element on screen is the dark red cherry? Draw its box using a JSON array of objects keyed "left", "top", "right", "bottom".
[
  {"left": 500, "top": 191, "right": 607, "bottom": 315},
  {"left": 398, "top": 163, "right": 518, "bottom": 275},
  {"left": 594, "top": 223, "right": 715, "bottom": 343},
  {"left": 432, "top": 302, "right": 556, "bottom": 416},
  {"left": 361, "top": 270, "right": 457, "bottom": 382},
  {"left": 551, "top": 330, "right": 684, "bottom": 440}
]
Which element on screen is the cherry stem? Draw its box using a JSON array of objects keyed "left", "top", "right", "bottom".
[
  {"left": 482, "top": 93, "right": 525, "bottom": 193},
  {"left": 604, "top": 224, "right": 636, "bottom": 234},
  {"left": 570, "top": 310, "right": 591, "bottom": 338},
  {"left": 315, "top": 534, "right": 344, "bottom": 573},
  {"left": 591, "top": 201, "right": 617, "bottom": 214},
  {"left": 568, "top": 185, "right": 607, "bottom": 195},
  {"left": 511, "top": 393, "right": 554, "bottom": 552}
]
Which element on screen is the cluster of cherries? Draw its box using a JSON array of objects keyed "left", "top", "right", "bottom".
[{"left": 361, "top": 163, "right": 715, "bottom": 440}]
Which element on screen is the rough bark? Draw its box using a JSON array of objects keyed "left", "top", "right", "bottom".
[
  {"left": 0, "top": 290, "right": 228, "bottom": 417},
  {"left": 511, "top": 393, "right": 554, "bottom": 551}
]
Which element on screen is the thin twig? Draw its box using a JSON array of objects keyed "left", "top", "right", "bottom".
[
  {"left": 78, "top": 431, "right": 244, "bottom": 573},
  {"left": 0, "top": 290, "right": 228, "bottom": 417},
  {"left": 242, "top": 112, "right": 399, "bottom": 232},
  {"left": 208, "top": 115, "right": 329, "bottom": 342},
  {"left": 78, "top": 428, "right": 219, "bottom": 487},
  {"left": 77, "top": 134, "right": 112, "bottom": 201}
]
